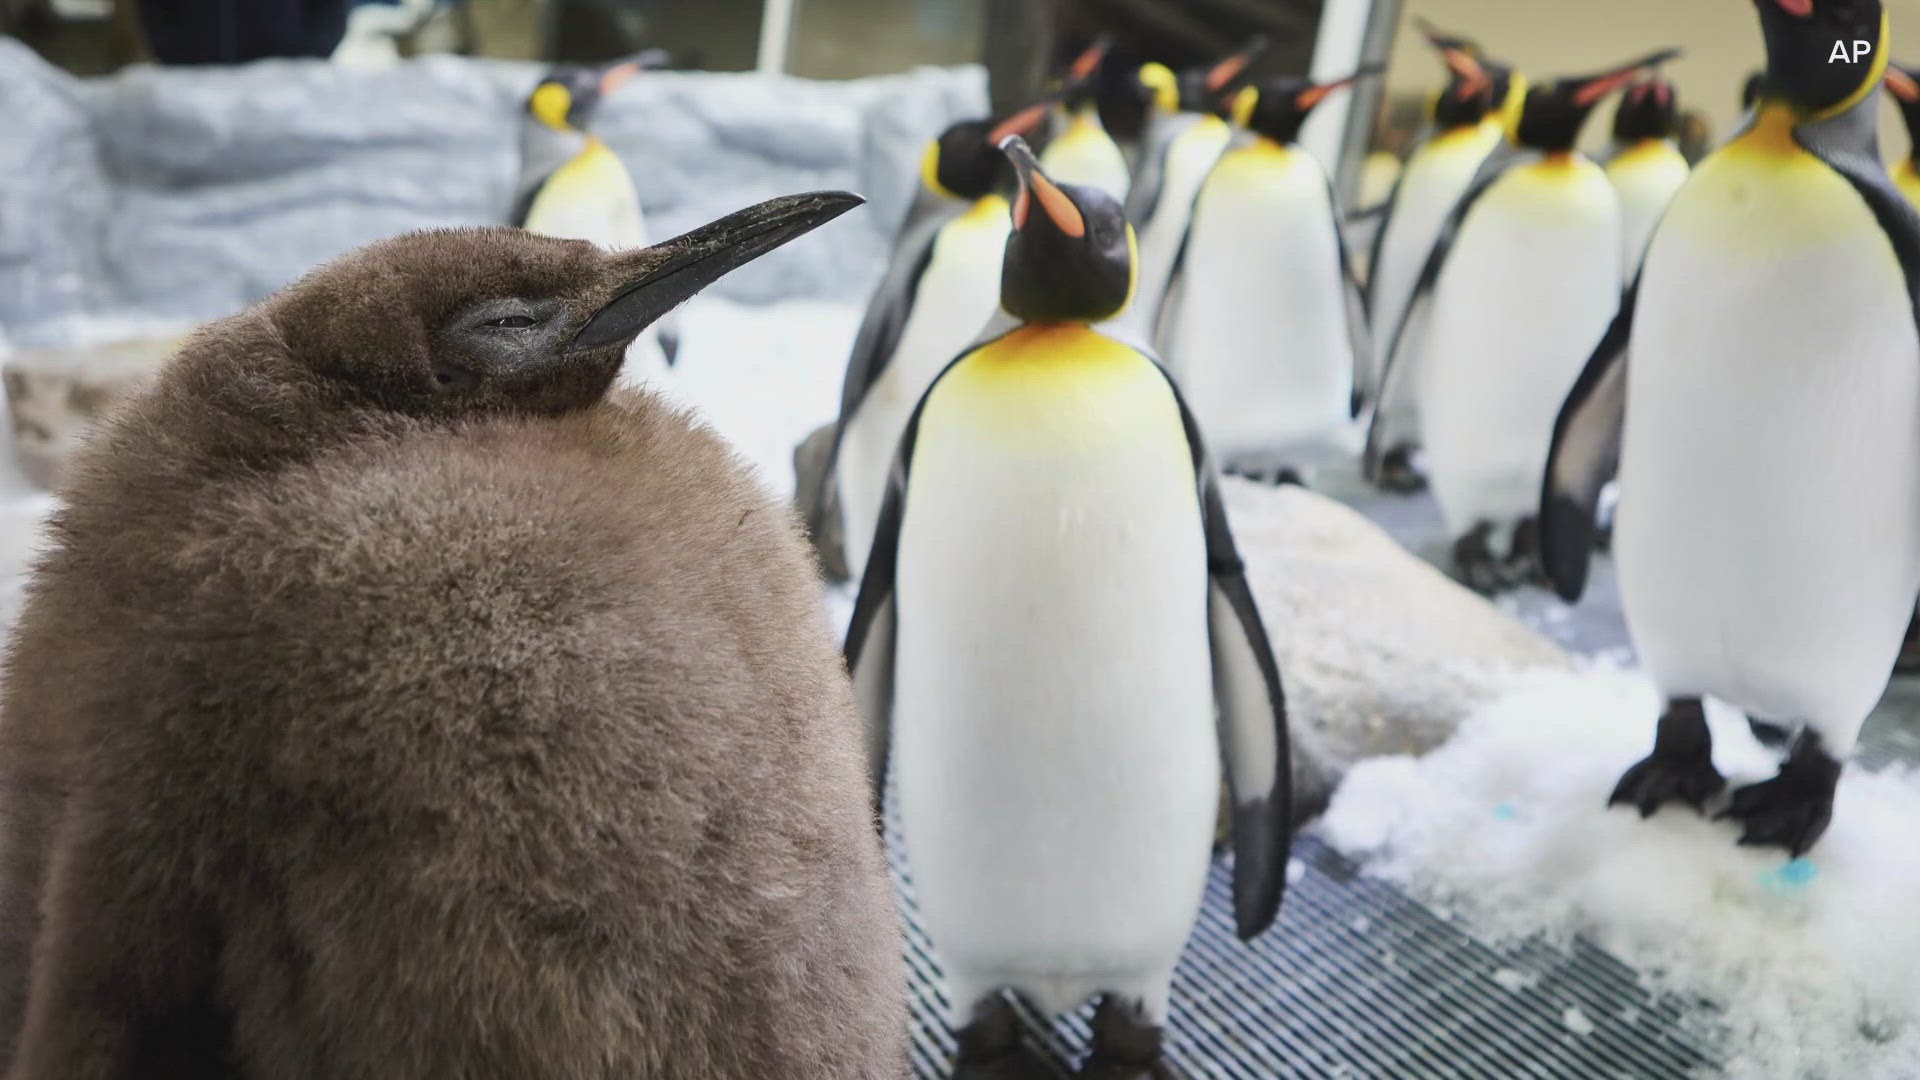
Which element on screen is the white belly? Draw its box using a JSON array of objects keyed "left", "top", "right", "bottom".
[
  {"left": 1128, "top": 116, "right": 1231, "bottom": 333},
  {"left": 1607, "top": 142, "right": 1690, "bottom": 284},
  {"left": 1042, "top": 116, "right": 1133, "bottom": 204},
  {"left": 1418, "top": 157, "right": 1622, "bottom": 537},
  {"left": 1616, "top": 144, "right": 1920, "bottom": 748},
  {"left": 837, "top": 213, "right": 1008, "bottom": 573},
  {"left": 891, "top": 333, "right": 1218, "bottom": 1018},
  {"left": 1169, "top": 141, "right": 1354, "bottom": 459},
  {"left": 1370, "top": 121, "right": 1504, "bottom": 394}
]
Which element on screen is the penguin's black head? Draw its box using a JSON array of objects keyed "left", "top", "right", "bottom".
[
  {"left": 1230, "top": 68, "right": 1381, "bottom": 146},
  {"left": 527, "top": 49, "right": 667, "bottom": 133},
  {"left": 1754, "top": 0, "right": 1885, "bottom": 118},
  {"left": 1886, "top": 64, "right": 1920, "bottom": 157},
  {"left": 269, "top": 192, "right": 862, "bottom": 419},
  {"left": 922, "top": 101, "right": 1053, "bottom": 202},
  {"left": 1515, "top": 49, "right": 1682, "bottom": 151},
  {"left": 1139, "top": 37, "right": 1266, "bottom": 119},
  {"left": 1613, "top": 77, "right": 1680, "bottom": 142},
  {"left": 997, "top": 136, "right": 1133, "bottom": 324},
  {"left": 1416, "top": 19, "right": 1496, "bottom": 128}
]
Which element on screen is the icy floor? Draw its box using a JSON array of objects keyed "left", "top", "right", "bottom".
[{"left": 1322, "top": 669, "right": 1920, "bottom": 1079}]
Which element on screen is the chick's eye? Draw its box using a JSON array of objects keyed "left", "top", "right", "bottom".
[{"left": 483, "top": 315, "right": 539, "bottom": 329}]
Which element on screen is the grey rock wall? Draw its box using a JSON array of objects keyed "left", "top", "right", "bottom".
[{"left": 0, "top": 40, "right": 985, "bottom": 348}]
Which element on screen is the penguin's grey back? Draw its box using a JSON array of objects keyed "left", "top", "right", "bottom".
[{"left": 0, "top": 340, "right": 906, "bottom": 1078}]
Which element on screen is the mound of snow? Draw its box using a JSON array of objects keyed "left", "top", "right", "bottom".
[{"left": 1321, "top": 668, "right": 1920, "bottom": 1079}]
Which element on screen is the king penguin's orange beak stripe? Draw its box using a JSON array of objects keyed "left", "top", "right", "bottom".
[
  {"left": 1774, "top": 0, "right": 1814, "bottom": 15},
  {"left": 1574, "top": 68, "right": 1641, "bottom": 108},
  {"left": 1206, "top": 48, "right": 1258, "bottom": 92},
  {"left": 1069, "top": 39, "right": 1109, "bottom": 82},
  {"left": 989, "top": 102, "right": 1052, "bottom": 146},
  {"left": 1888, "top": 68, "right": 1920, "bottom": 103},
  {"left": 1013, "top": 174, "right": 1085, "bottom": 237},
  {"left": 1441, "top": 48, "right": 1491, "bottom": 98},
  {"left": 600, "top": 61, "right": 641, "bottom": 96}
]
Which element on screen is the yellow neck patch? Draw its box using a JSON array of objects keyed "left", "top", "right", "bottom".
[
  {"left": 920, "top": 140, "right": 956, "bottom": 201},
  {"left": 531, "top": 82, "right": 574, "bottom": 132}
]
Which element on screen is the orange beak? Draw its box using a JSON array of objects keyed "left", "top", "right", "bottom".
[
  {"left": 1774, "top": 0, "right": 1815, "bottom": 15},
  {"left": 1205, "top": 36, "right": 1269, "bottom": 92},
  {"left": 988, "top": 99, "right": 1056, "bottom": 146},
  {"left": 1888, "top": 67, "right": 1920, "bottom": 104},
  {"left": 1068, "top": 37, "right": 1111, "bottom": 82},
  {"left": 1572, "top": 48, "right": 1683, "bottom": 108},
  {"left": 1000, "top": 135, "right": 1085, "bottom": 237},
  {"left": 1296, "top": 65, "right": 1384, "bottom": 112}
]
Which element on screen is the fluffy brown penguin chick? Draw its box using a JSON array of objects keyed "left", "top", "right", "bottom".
[{"left": 0, "top": 193, "right": 911, "bottom": 1080}]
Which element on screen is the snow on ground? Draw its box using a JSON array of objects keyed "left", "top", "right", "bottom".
[{"left": 1320, "top": 666, "right": 1920, "bottom": 1079}]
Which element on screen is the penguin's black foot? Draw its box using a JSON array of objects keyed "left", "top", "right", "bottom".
[
  {"left": 1609, "top": 697, "right": 1725, "bottom": 817},
  {"left": 1452, "top": 522, "right": 1523, "bottom": 594},
  {"left": 1716, "top": 730, "right": 1842, "bottom": 857},
  {"left": 1078, "top": 997, "right": 1181, "bottom": 1080},
  {"left": 1505, "top": 515, "right": 1548, "bottom": 587},
  {"left": 1374, "top": 445, "right": 1427, "bottom": 494},
  {"left": 954, "top": 994, "right": 1052, "bottom": 1080}
]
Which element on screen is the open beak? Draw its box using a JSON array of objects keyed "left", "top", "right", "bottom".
[
  {"left": 1888, "top": 66, "right": 1920, "bottom": 103},
  {"left": 572, "top": 191, "right": 864, "bottom": 351},
  {"left": 1206, "top": 35, "right": 1270, "bottom": 92},
  {"left": 999, "top": 135, "right": 1085, "bottom": 237},
  {"left": 1296, "top": 65, "right": 1385, "bottom": 112},
  {"left": 1572, "top": 48, "right": 1684, "bottom": 107}
]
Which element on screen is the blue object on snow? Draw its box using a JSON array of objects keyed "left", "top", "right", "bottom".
[
  {"left": 1760, "top": 857, "right": 1818, "bottom": 894},
  {"left": 1492, "top": 803, "right": 1518, "bottom": 821}
]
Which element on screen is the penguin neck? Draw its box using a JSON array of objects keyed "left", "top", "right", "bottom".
[
  {"left": 1730, "top": 103, "right": 1803, "bottom": 160},
  {"left": 519, "top": 122, "right": 591, "bottom": 182}
]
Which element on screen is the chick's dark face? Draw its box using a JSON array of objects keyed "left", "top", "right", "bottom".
[
  {"left": 1756, "top": 0, "right": 1885, "bottom": 115},
  {"left": 271, "top": 230, "right": 633, "bottom": 419},
  {"left": 270, "top": 192, "right": 865, "bottom": 420}
]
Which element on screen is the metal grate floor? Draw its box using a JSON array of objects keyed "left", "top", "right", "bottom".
[{"left": 891, "top": 828, "right": 1718, "bottom": 1078}]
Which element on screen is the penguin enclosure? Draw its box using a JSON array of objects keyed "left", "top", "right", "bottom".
[{"left": 7, "top": 0, "right": 1920, "bottom": 1077}]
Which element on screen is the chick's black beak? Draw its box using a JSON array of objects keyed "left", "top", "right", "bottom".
[
  {"left": 999, "top": 135, "right": 1085, "bottom": 237},
  {"left": 572, "top": 191, "right": 864, "bottom": 352}
]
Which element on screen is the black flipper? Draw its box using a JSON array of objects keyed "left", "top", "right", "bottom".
[
  {"left": 807, "top": 197, "right": 960, "bottom": 541},
  {"left": 1321, "top": 172, "right": 1372, "bottom": 414},
  {"left": 842, "top": 402, "right": 923, "bottom": 811},
  {"left": 1539, "top": 278, "right": 1636, "bottom": 603},
  {"left": 1158, "top": 364, "right": 1292, "bottom": 941},
  {"left": 1364, "top": 141, "right": 1528, "bottom": 478}
]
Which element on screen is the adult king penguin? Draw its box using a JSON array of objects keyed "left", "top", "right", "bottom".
[
  {"left": 1121, "top": 39, "right": 1267, "bottom": 337},
  {"left": 0, "top": 193, "right": 912, "bottom": 1077},
  {"left": 1368, "top": 48, "right": 1679, "bottom": 592},
  {"left": 845, "top": 136, "right": 1290, "bottom": 1080},
  {"left": 818, "top": 100, "right": 1054, "bottom": 579},
  {"left": 1042, "top": 40, "right": 1134, "bottom": 203},
  {"left": 1159, "top": 71, "right": 1376, "bottom": 480},
  {"left": 1364, "top": 21, "right": 1509, "bottom": 492},
  {"left": 514, "top": 52, "right": 677, "bottom": 383},
  {"left": 1605, "top": 74, "right": 1692, "bottom": 282},
  {"left": 1543, "top": 0, "right": 1920, "bottom": 856},
  {"left": 1884, "top": 62, "right": 1920, "bottom": 204}
]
